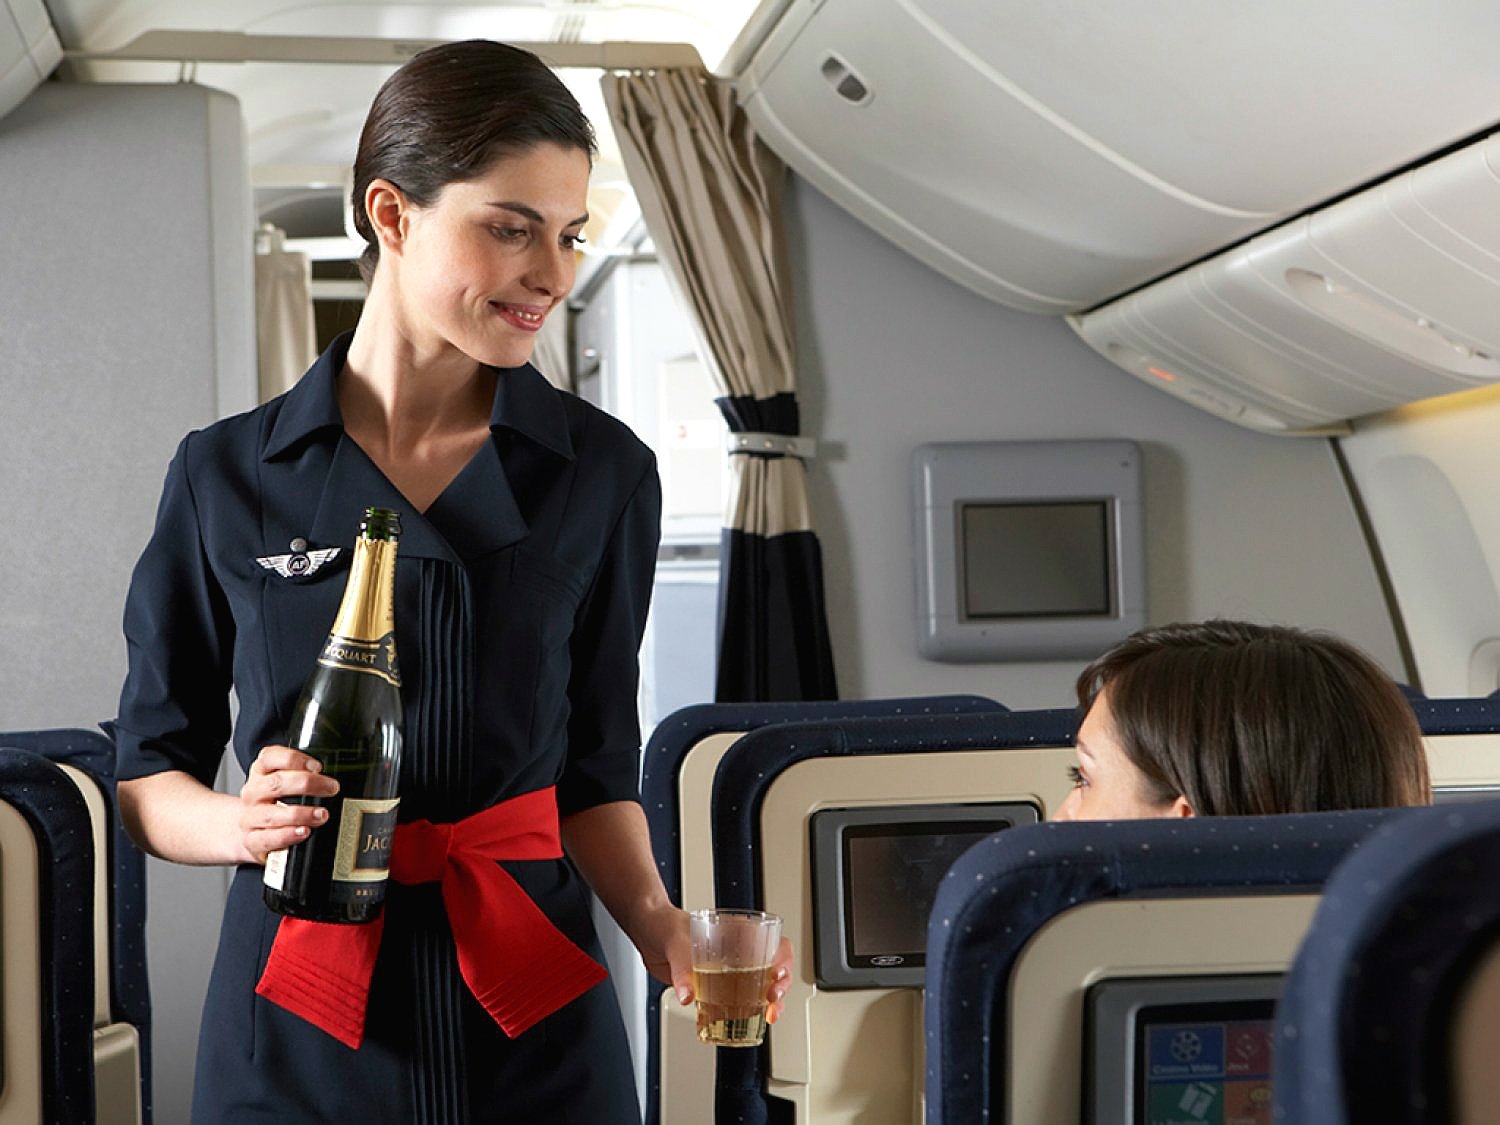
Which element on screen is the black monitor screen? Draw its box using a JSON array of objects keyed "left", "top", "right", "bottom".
[
  {"left": 810, "top": 802, "right": 1040, "bottom": 988},
  {"left": 843, "top": 822, "right": 999, "bottom": 960},
  {"left": 1135, "top": 1000, "right": 1275, "bottom": 1125},
  {"left": 958, "top": 500, "right": 1112, "bottom": 621}
]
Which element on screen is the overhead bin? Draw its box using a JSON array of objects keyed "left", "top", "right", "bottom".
[
  {"left": 0, "top": 0, "right": 60, "bottom": 121},
  {"left": 732, "top": 0, "right": 1500, "bottom": 314},
  {"left": 1070, "top": 131, "right": 1500, "bottom": 434}
]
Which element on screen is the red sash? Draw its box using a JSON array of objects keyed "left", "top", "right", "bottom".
[{"left": 254, "top": 786, "right": 607, "bottom": 1049}]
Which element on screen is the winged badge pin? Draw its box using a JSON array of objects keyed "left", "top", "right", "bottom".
[{"left": 256, "top": 546, "right": 341, "bottom": 579}]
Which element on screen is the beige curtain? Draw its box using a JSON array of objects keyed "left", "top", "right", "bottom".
[
  {"left": 602, "top": 69, "right": 796, "bottom": 403},
  {"left": 254, "top": 225, "right": 316, "bottom": 402},
  {"left": 603, "top": 68, "right": 837, "bottom": 703}
]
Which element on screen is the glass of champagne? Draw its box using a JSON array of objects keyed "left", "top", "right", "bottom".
[{"left": 689, "top": 908, "right": 782, "bottom": 1047}]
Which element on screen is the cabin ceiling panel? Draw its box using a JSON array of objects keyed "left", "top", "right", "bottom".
[
  {"left": 45, "top": 0, "right": 755, "bottom": 238},
  {"left": 905, "top": 0, "right": 1500, "bottom": 214},
  {"left": 735, "top": 0, "right": 1500, "bottom": 314},
  {"left": 46, "top": 0, "right": 751, "bottom": 56}
]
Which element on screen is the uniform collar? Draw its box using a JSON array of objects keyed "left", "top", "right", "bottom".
[
  {"left": 263, "top": 331, "right": 575, "bottom": 564},
  {"left": 263, "top": 331, "right": 576, "bottom": 463},
  {"left": 263, "top": 332, "right": 349, "bottom": 461}
]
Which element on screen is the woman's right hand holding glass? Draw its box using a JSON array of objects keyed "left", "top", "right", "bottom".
[{"left": 238, "top": 745, "right": 340, "bottom": 864}]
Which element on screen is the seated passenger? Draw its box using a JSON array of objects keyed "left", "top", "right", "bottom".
[{"left": 1054, "top": 620, "right": 1430, "bottom": 820}]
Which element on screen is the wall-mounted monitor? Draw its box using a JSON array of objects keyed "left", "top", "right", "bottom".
[
  {"left": 913, "top": 440, "right": 1145, "bottom": 661},
  {"left": 1086, "top": 974, "right": 1281, "bottom": 1125},
  {"left": 809, "top": 801, "right": 1039, "bottom": 989}
]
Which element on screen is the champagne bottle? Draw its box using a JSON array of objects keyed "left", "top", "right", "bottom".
[{"left": 263, "top": 507, "right": 404, "bottom": 924}]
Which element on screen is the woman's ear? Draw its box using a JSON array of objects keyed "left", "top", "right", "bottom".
[
  {"left": 1167, "top": 794, "right": 1196, "bottom": 819},
  {"left": 364, "top": 179, "right": 409, "bottom": 258}
]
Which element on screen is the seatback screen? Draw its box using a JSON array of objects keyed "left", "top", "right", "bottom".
[
  {"left": 810, "top": 802, "right": 1040, "bottom": 988},
  {"left": 1136, "top": 1001, "right": 1275, "bottom": 1125}
]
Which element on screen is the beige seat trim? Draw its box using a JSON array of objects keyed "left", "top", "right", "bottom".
[
  {"left": 92, "top": 1023, "right": 142, "bottom": 1125},
  {"left": 57, "top": 764, "right": 111, "bottom": 1029},
  {"left": 0, "top": 801, "right": 44, "bottom": 1122},
  {"left": 1006, "top": 894, "right": 1319, "bottom": 1123}
]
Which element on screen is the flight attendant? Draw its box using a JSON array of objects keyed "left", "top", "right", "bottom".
[{"left": 114, "top": 39, "right": 789, "bottom": 1122}]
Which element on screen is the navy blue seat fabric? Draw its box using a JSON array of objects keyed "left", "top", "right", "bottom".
[
  {"left": 3, "top": 727, "right": 153, "bottom": 1123},
  {"left": 706, "top": 706, "right": 1078, "bottom": 1125},
  {"left": 1409, "top": 696, "right": 1500, "bottom": 734},
  {"left": 0, "top": 746, "right": 99, "bottom": 1125},
  {"left": 1273, "top": 802, "right": 1500, "bottom": 1125},
  {"left": 639, "top": 694, "right": 1003, "bottom": 1125},
  {"left": 923, "top": 810, "right": 1399, "bottom": 1125}
]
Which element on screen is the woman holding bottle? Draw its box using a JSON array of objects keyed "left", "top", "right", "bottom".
[{"left": 114, "top": 40, "right": 788, "bottom": 1122}]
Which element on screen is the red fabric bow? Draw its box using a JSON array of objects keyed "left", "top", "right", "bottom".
[{"left": 254, "top": 786, "right": 607, "bottom": 1049}]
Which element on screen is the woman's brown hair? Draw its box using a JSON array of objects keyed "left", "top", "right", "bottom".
[
  {"left": 1075, "top": 620, "right": 1431, "bottom": 815},
  {"left": 350, "top": 39, "right": 597, "bottom": 282}
]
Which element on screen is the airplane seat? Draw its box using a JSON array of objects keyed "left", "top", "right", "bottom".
[
  {"left": 640, "top": 694, "right": 1004, "bottom": 1124},
  {"left": 1411, "top": 695, "right": 1500, "bottom": 734},
  {"left": 709, "top": 707, "right": 1077, "bottom": 909},
  {"left": 0, "top": 746, "right": 100, "bottom": 1124},
  {"left": 923, "top": 809, "right": 1401, "bottom": 1125},
  {"left": 1273, "top": 801, "right": 1500, "bottom": 1125},
  {"left": 1411, "top": 698, "right": 1500, "bottom": 802},
  {"left": 2, "top": 728, "right": 150, "bottom": 1125},
  {"left": 642, "top": 694, "right": 1006, "bottom": 913},
  {"left": 705, "top": 707, "right": 1080, "bottom": 1125}
]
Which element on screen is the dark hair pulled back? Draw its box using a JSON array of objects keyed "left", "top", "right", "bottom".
[{"left": 350, "top": 39, "right": 597, "bottom": 282}]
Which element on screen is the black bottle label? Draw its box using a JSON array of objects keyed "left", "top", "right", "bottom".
[{"left": 317, "top": 630, "right": 401, "bottom": 687}]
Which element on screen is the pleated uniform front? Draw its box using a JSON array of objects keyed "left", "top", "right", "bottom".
[{"left": 115, "top": 332, "right": 658, "bottom": 1123}]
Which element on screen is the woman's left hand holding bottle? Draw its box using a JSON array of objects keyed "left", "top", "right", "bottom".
[{"left": 237, "top": 744, "right": 341, "bottom": 865}]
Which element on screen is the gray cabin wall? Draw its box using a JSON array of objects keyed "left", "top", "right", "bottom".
[
  {"left": 0, "top": 81, "right": 255, "bottom": 1123},
  {"left": 783, "top": 175, "right": 1405, "bottom": 708}
]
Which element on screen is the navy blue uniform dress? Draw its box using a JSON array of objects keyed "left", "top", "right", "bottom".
[{"left": 114, "top": 333, "right": 658, "bottom": 1124}]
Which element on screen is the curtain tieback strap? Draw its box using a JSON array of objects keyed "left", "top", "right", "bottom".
[
  {"left": 726, "top": 432, "right": 817, "bottom": 459},
  {"left": 254, "top": 786, "right": 607, "bottom": 1049}
]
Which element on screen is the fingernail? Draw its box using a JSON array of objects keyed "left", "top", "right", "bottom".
[
  {"left": 313, "top": 808, "right": 328, "bottom": 821},
  {"left": 767, "top": 1006, "right": 779, "bottom": 1025},
  {"left": 675, "top": 985, "right": 692, "bottom": 1005},
  {"left": 307, "top": 760, "right": 322, "bottom": 773},
  {"left": 294, "top": 826, "right": 308, "bottom": 837}
]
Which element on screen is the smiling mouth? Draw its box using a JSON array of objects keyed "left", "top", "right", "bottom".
[{"left": 490, "top": 302, "right": 546, "bottom": 330}]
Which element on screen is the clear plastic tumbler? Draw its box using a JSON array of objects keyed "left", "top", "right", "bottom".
[{"left": 688, "top": 908, "right": 783, "bottom": 1047}]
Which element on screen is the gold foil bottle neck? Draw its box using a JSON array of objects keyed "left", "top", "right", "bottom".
[{"left": 330, "top": 537, "right": 398, "bottom": 643}]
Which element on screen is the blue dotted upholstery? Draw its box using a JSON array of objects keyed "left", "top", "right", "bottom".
[
  {"left": 639, "top": 694, "right": 1003, "bottom": 1125},
  {"left": 923, "top": 810, "right": 1401, "bottom": 1125},
  {"left": 2, "top": 727, "right": 153, "bottom": 1124},
  {"left": 1409, "top": 696, "right": 1500, "bottom": 735},
  {"left": 0, "top": 747, "right": 99, "bottom": 1124},
  {"left": 706, "top": 707, "right": 1078, "bottom": 1125},
  {"left": 1272, "top": 801, "right": 1500, "bottom": 1125}
]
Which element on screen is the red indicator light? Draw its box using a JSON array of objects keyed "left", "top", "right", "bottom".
[{"left": 1147, "top": 366, "right": 1178, "bottom": 383}]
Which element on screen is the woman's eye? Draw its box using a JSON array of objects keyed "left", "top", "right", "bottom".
[
  {"left": 492, "top": 227, "right": 528, "bottom": 243},
  {"left": 1067, "top": 764, "right": 1087, "bottom": 788},
  {"left": 562, "top": 233, "right": 587, "bottom": 251}
]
